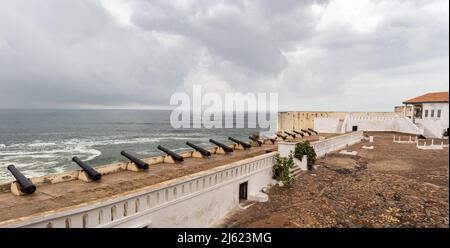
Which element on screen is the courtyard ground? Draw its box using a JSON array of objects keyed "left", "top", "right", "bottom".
[{"left": 220, "top": 132, "right": 449, "bottom": 228}]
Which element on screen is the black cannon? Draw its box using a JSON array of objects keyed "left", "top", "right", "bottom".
[
  {"left": 284, "top": 131, "right": 297, "bottom": 138},
  {"left": 7, "top": 165, "right": 36, "bottom": 194},
  {"left": 276, "top": 133, "right": 287, "bottom": 140},
  {"left": 209, "top": 139, "right": 233, "bottom": 153},
  {"left": 186, "top": 142, "right": 211, "bottom": 157},
  {"left": 120, "top": 151, "right": 149, "bottom": 170},
  {"left": 249, "top": 136, "right": 262, "bottom": 146},
  {"left": 308, "top": 128, "right": 319, "bottom": 135},
  {"left": 72, "top": 157, "right": 102, "bottom": 181},
  {"left": 157, "top": 145, "right": 184, "bottom": 162},
  {"left": 228, "top": 137, "right": 251, "bottom": 149},
  {"left": 301, "top": 129, "right": 312, "bottom": 135},
  {"left": 293, "top": 130, "right": 305, "bottom": 137}
]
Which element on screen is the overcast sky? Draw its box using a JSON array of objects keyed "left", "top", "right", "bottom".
[{"left": 0, "top": 0, "right": 448, "bottom": 111}]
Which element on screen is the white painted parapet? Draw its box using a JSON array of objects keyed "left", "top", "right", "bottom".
[
  {"left": 311, "top": 131, "right": 363, "bottom": 157},
  {"left": 0, "top": 152, "right": 277, "bottom": 228},
  {"left": 278, "top": 131, "right": 364, "bottom": 159}
]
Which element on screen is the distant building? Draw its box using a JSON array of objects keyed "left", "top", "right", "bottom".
[
  {"left": 279, "top": 92, "right": 448, "bottom": 138},
  {"left": 402, "top": 92, "right": 449, "bottom": 138}
]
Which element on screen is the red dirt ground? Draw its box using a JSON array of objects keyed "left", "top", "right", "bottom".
[{"left": 220, "top": 133, "right": 449, "bottom": 228}]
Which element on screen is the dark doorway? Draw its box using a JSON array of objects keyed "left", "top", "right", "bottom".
[
  {"left": 352, "top": 126, "right": 358, "bottom": 131},
  {"left": 239, "top": 182, "right": 248, "bottom": 202}
]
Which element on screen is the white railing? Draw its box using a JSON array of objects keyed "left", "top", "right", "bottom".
[{"left": 1, "top": 152, "right": 277, "bottom": 228}]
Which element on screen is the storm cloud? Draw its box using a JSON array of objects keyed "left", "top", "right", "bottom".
[{"left": 0, "top": 0, "right": 448, "bottom": 111}]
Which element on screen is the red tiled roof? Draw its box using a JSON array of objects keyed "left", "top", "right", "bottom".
[{"left": 403, "top": 92, "right": 449, "bottom": 104}]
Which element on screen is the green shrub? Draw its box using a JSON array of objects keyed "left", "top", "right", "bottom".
[
  {"left": 294, "top": 141, "right": 317, "bottom": 170},
  {"left": 272, "top": 152, "right": 295, "bottom": 186}
]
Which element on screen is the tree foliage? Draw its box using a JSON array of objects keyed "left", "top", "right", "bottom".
[
  {"left": 294, "top": 141, "right": 317, "bottom": 170},
  {"left": 273, "top": 152, "right": 295, "bottom": 186}
]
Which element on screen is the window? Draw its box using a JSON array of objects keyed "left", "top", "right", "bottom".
[
  {"left": 431, "top": 110, "right": 435, "bottom": 118},
  {"left": 437, "top": 110, "right": 442, "bottom": 118},
  {"left": 424, "top": 110, "right": 429, "bottom": 118},
  {"left": 352, "top": 126, "right": 358, "bottom": 131}
]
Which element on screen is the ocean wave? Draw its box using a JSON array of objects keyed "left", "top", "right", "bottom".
[
  {"left": 0, "top": 161, "right": 57, "bottom": 180},
  {"left": 161, "top": 137, "right": 206, "bottom": 141},
  {"left": 2, "top": 132, "right": 209, "bottom": 150},
  {"left": 84, "top": 148, "right": 102, "bottom": 161},
  {"left": 3, "top": 137, "right": 161, "bottom": 149},
  {"left": 0, "top": 133, "right": 217, "bottom": 181},
  {"left": 0, "top": 154, "right": 59, "bottom": 159},
  {"left": 28, "top": 142, "right": 58, "bottom": 148}
]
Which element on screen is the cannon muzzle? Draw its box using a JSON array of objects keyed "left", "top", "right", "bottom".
[
  {"left": 228, "top": 137, "right": 251, "bottom": 149},
  {"left": 209, "top": 139, "right": 233, "bottom": 153},
  {"left": 186, "top": 142, "right": 211, "bottom": 157},
  {"left": 7, "top": 165, "right": 36, "bottom": 194},
  {"left": 72, "top": 157, "right": 102, "bottom": 181},
  {"left": 120, "top": 151, "right": 149, "bottom": 170},
  {"left": 157, "top": 145, "right": 184, "bottom": 162}
]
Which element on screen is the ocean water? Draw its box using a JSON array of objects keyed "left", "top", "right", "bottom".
[{"left": 0, "top": 110, "right": 270, "bottom": 182}]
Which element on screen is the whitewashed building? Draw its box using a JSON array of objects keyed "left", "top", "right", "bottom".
[{"left": 403, "top": 92, "right": 449, "bottom": 138}]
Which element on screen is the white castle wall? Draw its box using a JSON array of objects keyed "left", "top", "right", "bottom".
[
  {"left": 278, "top": 131, "right": 364, "bottom": 158},
  {"left": 314, "top": 117, "right": 341, "bottom": 133},
  {"left": 332, "top": 114, "right": 423, "bottom": 135},
  {"left": 0, "top": 153, "right": 276, "bottom": 228}
]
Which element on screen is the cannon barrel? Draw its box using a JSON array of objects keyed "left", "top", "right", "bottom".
[
  {"left": 293, "top": 130, "right": 305, "bottom": 137},
  {"left": 308, "top": 128, "right": 318, "bottom": 135},
  {"left": 209, "top": 139, "right": 233, "bottom": 153},
  {"left": 7, "top": 165, "right": 36, "bottom": 194},
  {"left": 157, "top": 145, "right": 184, "bottom": 162},
  {"left": 276, "top": 133, "right": 287, "bottom": 140},
  {"left": 249, "top": 136, "right": 262, "bottom": 146},
  {"left": 301, "top": 129, "right": 312, "bottom": 135},
  {"left": 228, "top": 137, "right": 251, "bottom": 149},
  {"left": 284, "top": 131, "right": 297, "bottom": 138},
  {"left": 120, "top": 151, "right": 149, "bottom": 170},
  {"left": 186, "top": 142, "right": 211, "bottom": 157},
  {"left": 72, "top": 157, "right": 102, "bottom": 181}
]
